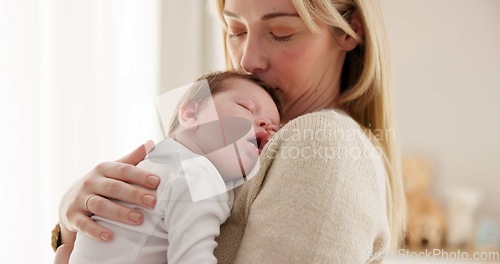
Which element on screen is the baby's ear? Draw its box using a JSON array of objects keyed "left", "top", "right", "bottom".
[{"left": 179, "top": 101, "right": 199, "bottom": 129}]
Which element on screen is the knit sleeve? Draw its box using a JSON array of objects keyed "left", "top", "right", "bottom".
[{"left": 233, "top": 110, "right": 390, "bottom": 263}]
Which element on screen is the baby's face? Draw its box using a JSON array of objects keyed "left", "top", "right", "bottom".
[{"left": 196, "top": 78, "right": 280, "bottom": 180}]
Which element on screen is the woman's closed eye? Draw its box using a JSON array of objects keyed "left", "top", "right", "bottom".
[
  {"left": 269, "top": 26, "right": 296, "bottom": 42},
  {"left": 229, "top": 31, "right": 293, "bottom": 42},
  {"left": 270, "top": 32, "right": 293, "bottom": 42},
  {"left": 228, "top": 31, "right": 247, "bottom": 39},
  {"left": 227, "top": 26, "right": 247, "bottom": 39}
]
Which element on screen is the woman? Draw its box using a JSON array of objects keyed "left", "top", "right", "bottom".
[{"left": 54, "top": 0, "right": 406, "bottom": 262}]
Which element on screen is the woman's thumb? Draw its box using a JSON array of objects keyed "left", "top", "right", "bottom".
[{"left": 116, "top": 140, "right": 155, "bottom": 165}]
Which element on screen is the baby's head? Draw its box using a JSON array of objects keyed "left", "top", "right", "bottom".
[{"left": 168, "top": 71, "right": 281, "bottom": 180}]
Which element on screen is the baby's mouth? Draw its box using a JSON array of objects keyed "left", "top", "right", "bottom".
[{"left": 255, "top": 131, "right": 269, "bottom": 153}]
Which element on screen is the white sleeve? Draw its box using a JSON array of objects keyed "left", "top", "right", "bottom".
[{"left": 162, "top": 168, "right": 231, "bottom": 264}]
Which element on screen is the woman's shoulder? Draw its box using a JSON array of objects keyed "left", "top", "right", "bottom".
[
  {"left": 236, "top": 109, "right": 390, "bottom": 263},
  {"left": 282, "top": 108, "right": 361, "bottom": 132},
  {"left": 264, "top": 108, "right": 385, "bottom": 173},
  {"left": 274, "top": 109, "right": 369, "bottom": 147}
]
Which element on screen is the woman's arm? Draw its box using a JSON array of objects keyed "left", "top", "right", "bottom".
[
  {"left": 233, "top": 111, "right": 390, "bottom": 263},
  {"left": 58, "top": 141, "right": 160, "bottom": 245},
  {"left": 53, "top": 244, "right": 73, "bottom": 264}
]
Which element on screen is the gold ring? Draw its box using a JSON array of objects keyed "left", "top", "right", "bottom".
[{"left": 85, "top": 194, "right": 98, "bottom": 212}]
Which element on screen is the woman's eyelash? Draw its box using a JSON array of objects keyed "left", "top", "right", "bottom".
[
  {"left": 228, "top": 31, "right": 292, "bottom": 42},
  {"left": 270, "top": 33, "right": 293, "bottom": 42},
  {"left": 228, "top": 31, "right": 293, "bottom": 42},
  {"left": 228, "top": 32, "right": 246, "bottom": 38}
]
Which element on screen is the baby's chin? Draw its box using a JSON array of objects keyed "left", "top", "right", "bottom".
[
  {"left": 209, "top": 152, "right": 258, "bottom": 182},
  {"left": 219, "top": 156, "right": 259, "bottom": 181}
]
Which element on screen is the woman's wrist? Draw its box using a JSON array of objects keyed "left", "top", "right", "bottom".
[
  {"left": 51, "top": 223, "right": 61, "bottom": 252},
  {"left": 52, "top": 221, "right": 77, "bottom": 252},
  {"left": 60, "top": 221, "right": 77, "bottom": 244}
]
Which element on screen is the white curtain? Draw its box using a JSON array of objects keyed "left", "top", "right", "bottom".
[{"left": 0, "top": 0, "right": 224, "bottom": 262}]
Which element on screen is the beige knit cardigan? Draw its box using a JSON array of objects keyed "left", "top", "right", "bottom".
[{"left": 214, "top": 110, "right": 390, "bottom": 263}]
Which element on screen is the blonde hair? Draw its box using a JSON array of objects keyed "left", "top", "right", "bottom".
[{"left": 214, "top": 0, "right": 406, "bottom": 251}]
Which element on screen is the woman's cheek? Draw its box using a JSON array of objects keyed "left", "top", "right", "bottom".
[
  {"left": 272, "top": 52, "right": 297, "bottom": 79},
  {"left": 227, "top": 42, "right": 243, "bottom": 68},
  {"left": 280, "top": 46, "right": 304, "bottom": 65}
]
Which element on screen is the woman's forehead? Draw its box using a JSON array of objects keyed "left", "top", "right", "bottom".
[{"left": 224, "top": 0, "right": 297, "bottom": 19}]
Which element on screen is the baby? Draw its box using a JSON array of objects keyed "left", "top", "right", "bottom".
[{"left": 69, "top": 71, "right": 281, "bottom": 264}]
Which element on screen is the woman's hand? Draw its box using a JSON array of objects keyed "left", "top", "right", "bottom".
[
  {"left": 54, "top": 244, "right": 73, "bottom": 264},
  {"left": 58, "top": 141, "right": 160, "bottom": 243}
]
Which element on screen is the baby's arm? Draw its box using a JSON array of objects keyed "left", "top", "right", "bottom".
[{"left": 163, "top": 168, "right": 231, "bottom": 264}]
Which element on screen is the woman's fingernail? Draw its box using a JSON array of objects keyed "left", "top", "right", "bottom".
[
  {"left": 142, "top": 194, "right": 156, "bottom": 207},
  {"left": 100, "top": 232, "right": 109, "bottom": 241},
  {"left": 144, "top": 140, "right": 155, "bottom": 153},
  {"left": 147, "top": 175, "right": 160, "bottom": 186},
  {"left": 128, "top": 211, "right": 141, "bottom": 223}
]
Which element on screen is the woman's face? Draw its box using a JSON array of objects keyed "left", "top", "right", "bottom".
[{"left": 223, "top": 0, "right": 347, "bottom": 122}]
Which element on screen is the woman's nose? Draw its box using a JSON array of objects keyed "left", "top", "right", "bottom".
[{"left": 240, "top": 36, "right": 268, "bottom": 74}]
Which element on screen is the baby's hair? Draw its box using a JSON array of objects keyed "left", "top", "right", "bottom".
[{"left": 166, "top": 71, "right": 281, "bottom": 136}]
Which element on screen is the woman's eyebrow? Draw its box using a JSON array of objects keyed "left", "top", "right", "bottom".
[
  {"left": 261, "top": 12, "right": 300, "bottom": 20},
  {"left": 223, "top": 10, "right": 300, "bottom": 21}
]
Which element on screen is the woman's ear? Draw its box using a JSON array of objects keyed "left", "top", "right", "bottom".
[
  {"left": 178, "top": 101, "right": 199, "bottom": 130},
  {"left": 337, "top": 10, "right": 364, "bottom": 51}
]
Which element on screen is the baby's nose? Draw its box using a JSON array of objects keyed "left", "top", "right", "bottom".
[{"left": 256, "top": 118, "right": 271, "bottom": 129}]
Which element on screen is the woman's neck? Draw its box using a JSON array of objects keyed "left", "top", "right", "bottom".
[
  {"left": 280, "top": 53, "right": 344, "bottom": 123},
  {"left": 280, "top": 86, "right": 340, "bottom": 124}
]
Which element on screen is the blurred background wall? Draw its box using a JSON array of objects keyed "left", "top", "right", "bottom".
[
  {"left": 380, "top": 0, "right": 500, "bottom": 221},
  {"left": 0, "top": 0, "right": 223, "bottom": 262}
]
